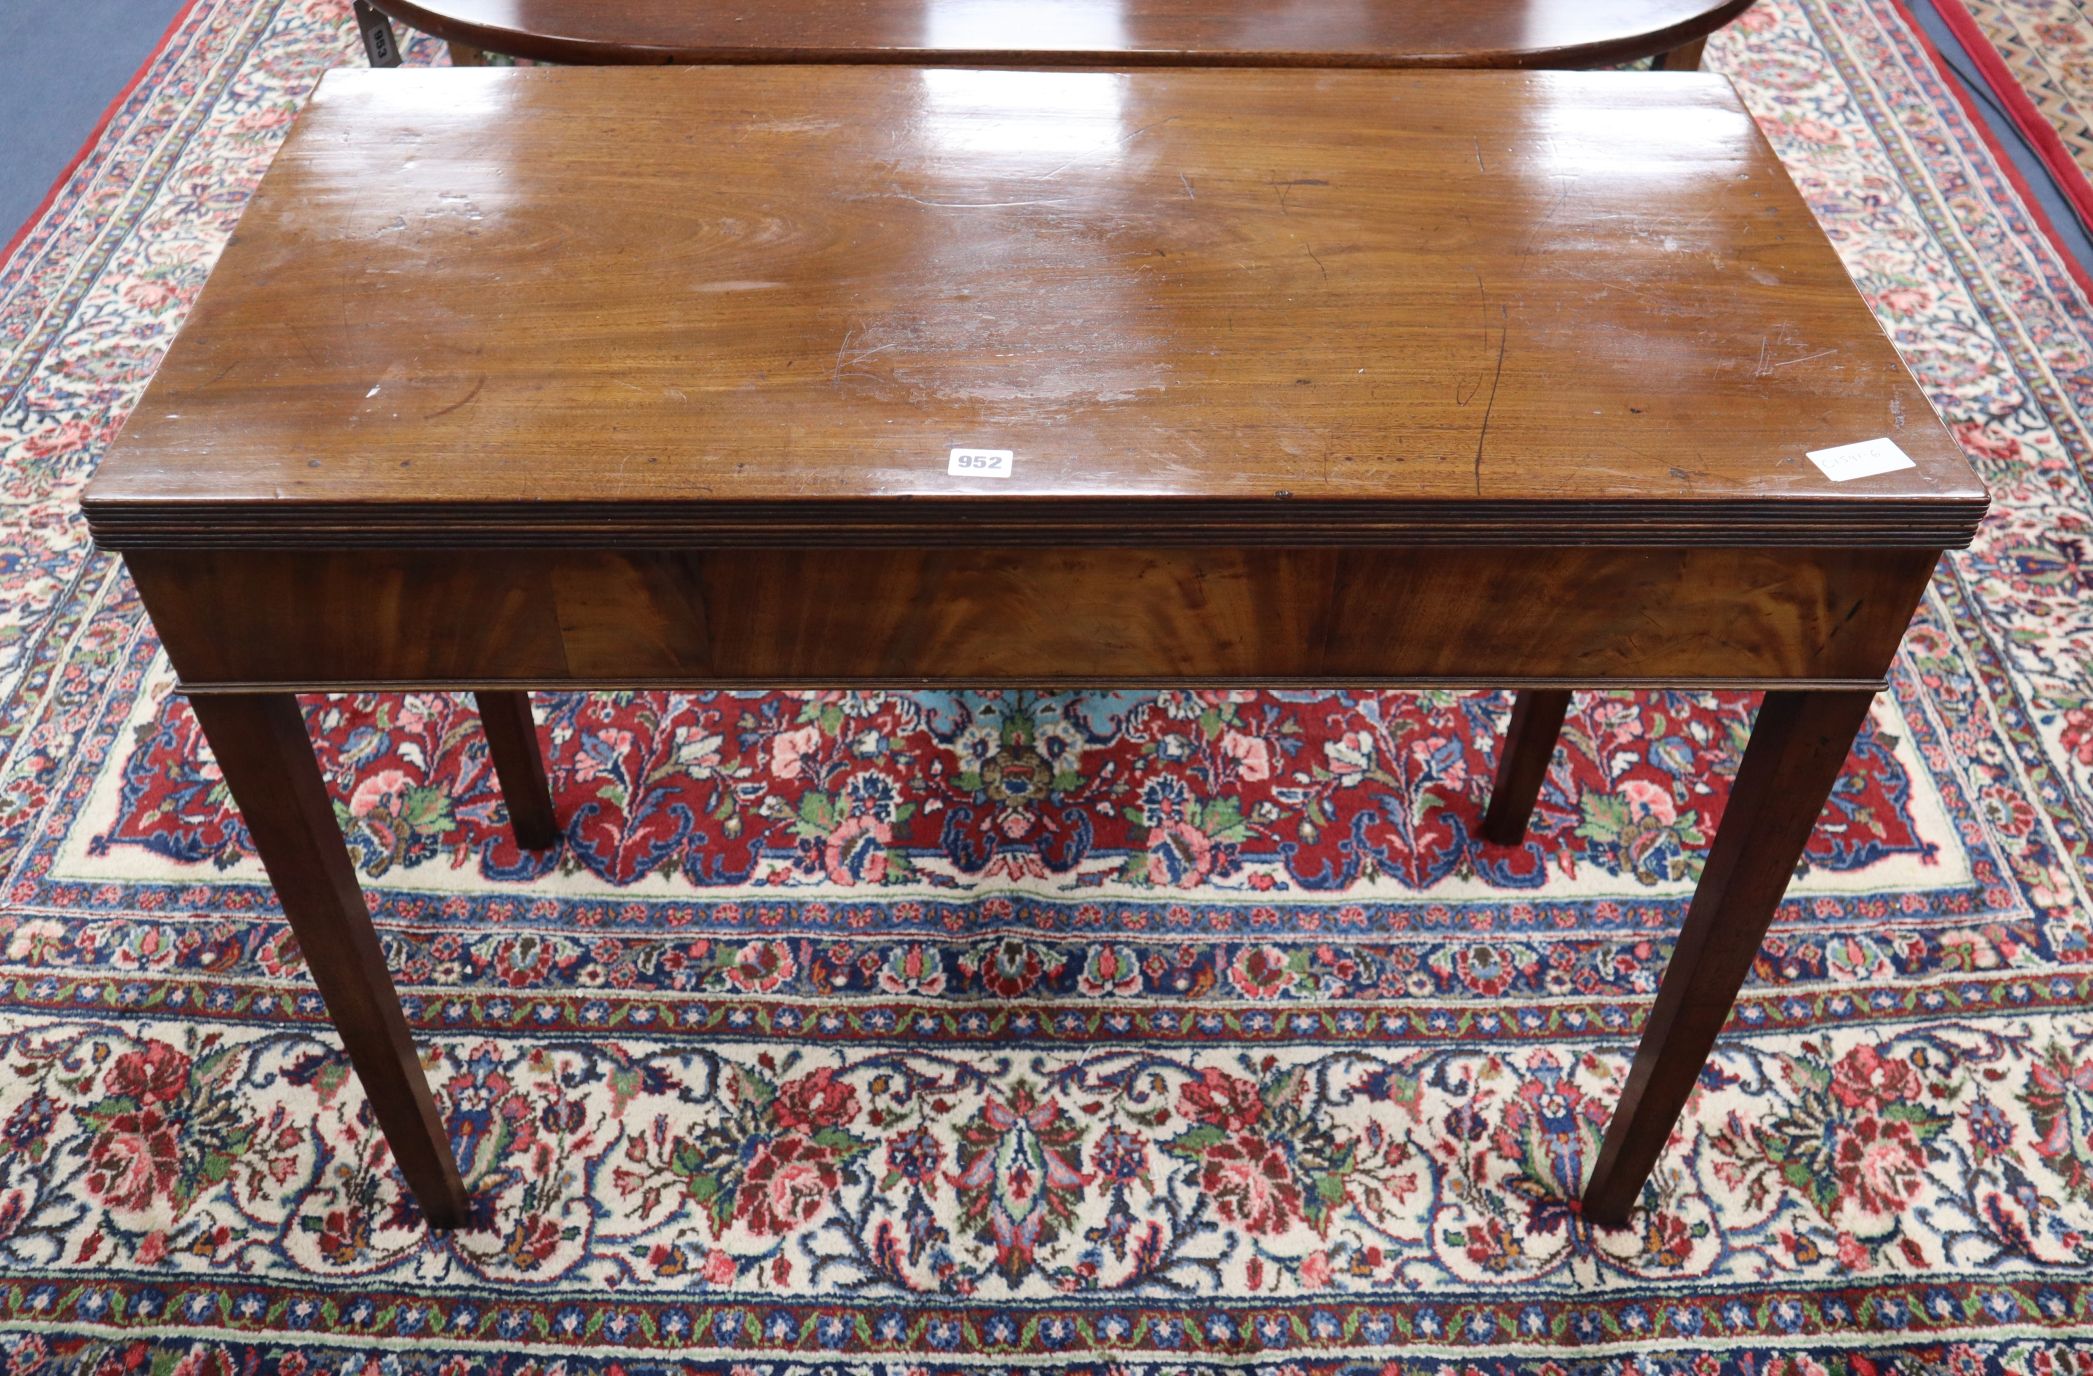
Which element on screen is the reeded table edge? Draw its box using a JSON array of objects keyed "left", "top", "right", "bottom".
[
  {"left": 82, "top": 494, "right": 1991, "bottom": 551},
  {"left": 169, "top": 673, "right": 1897, "bottom": 694}
]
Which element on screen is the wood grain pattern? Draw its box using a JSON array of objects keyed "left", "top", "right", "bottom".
[
  {"left": 125, "top": 545, "right": 1941, "bottom": 692},
  {"left": 84, "top": 67, "right": 1985, "bottom": 553},
  {"left": 1582, "top": 688, "right": 1878, "bottom": 1225},
  {"left": 359, "top": 0, "right": 1755, "bottom": 69}
]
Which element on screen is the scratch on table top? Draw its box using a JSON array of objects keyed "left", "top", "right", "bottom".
[
  {"left": 833, "top": 326, "right": 902, "bottom": 384},
  {"left": 422, "top": 374, "right": 484, "bottom": 420},
  {"left": 892, "top": 191, "right": 1070, "bottom": 209},
  {"left": 1269, "top": 178, "right": 1328, "bottom": 215},
  {"left": 1473, "top": 303, "right": 1510, "bottom": 497},
  {"left": 1033, "top": 115, "right": 1181, "bottom": 181}
]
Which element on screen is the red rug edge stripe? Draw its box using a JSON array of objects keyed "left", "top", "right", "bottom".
[
  {"left": 0, "top": 0, "right": 207, "bottom": 270},
  {"left": 1933, "top": 0, "right": 2093, "bottom": 230},
  {"left": 1886, "top": 0, "right": 2093, "bottom": 299}
]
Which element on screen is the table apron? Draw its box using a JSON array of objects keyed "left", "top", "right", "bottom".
[{"left": 124, "top": 545, "right": 1940, "bottom": 691}]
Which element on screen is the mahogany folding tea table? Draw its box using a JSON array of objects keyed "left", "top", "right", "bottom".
[{"left": 83, "top": 67, "right": 1988, "bottom": 1230}]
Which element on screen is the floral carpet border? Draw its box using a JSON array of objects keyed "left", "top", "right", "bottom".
[
  {"left": 2, "top": 1270, "right": 2088, "bottom": 1358},
  {"left": 1811, "top": 0, "right": 2093, "bottom": 878},
  {"left": 3, "top": 967, "right": 2089, "bottom": 1050}
]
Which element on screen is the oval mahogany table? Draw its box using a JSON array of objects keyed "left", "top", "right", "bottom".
[{"left": 348, "top": 0, "right": 1753, "bottom": 73}]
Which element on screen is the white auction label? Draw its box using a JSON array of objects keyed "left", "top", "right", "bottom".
[
  {"left": 1806, "top": 437, "right": 1916, "bottom": 482},
  {"left": 948, "top": 447, "right": 1014, "bottom": 478}
]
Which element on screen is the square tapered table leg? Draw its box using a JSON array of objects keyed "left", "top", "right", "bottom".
[
  {"left": 1481, "top": 689, "right": 1573, "bottom": 846},
  {"left": 188, "top": 692, "right": 470, "bottom": 1229},
  {"left": 472, "top": 690, "right": 561, "bottom": 851},
  {"left": 1582, "top": 688, "right": 1877, "bottom": 1224}
]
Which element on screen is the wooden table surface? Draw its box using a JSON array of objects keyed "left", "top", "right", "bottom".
[
  {"left": 360, "top": 0, "right": 1754, "bottom": 68},
  {"left": 84, "top": 67, "right": 1986, "bottom": 1234},
  {"left": 88, "top": 67, "right": 1982, "bottom": 553}
]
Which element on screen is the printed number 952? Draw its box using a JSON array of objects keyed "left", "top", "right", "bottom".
[{"left": 947, "top": 448, "right": 1015, "bottom": 478}]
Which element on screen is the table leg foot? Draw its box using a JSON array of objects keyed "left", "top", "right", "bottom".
[
  {"left": 1480, "top": 689, "right": 1571, "bottom": 845},
  {"left": 1659, "top": 35, "right": 1708, "bottom": 71},
  {"left": 447, "top": 41, "right": 486, "bottom": 66},
  {"left": 473, "top": 691, "right": 560, "bottom": 851},
  {"left": 189, "top": 692, "right": 470, "bottom": 1230},
  {"left": 349, "top": 0, "right": 401, "bottom": 67},
  {"left": 1581, "top": 688, "right": 1875, "bottom": 1226}
]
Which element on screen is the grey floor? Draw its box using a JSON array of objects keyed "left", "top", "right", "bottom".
[
  {"left": 1904, "top": 0, "right": 2093, "bottom": 270},
  {"left": 0, "top": 0, "right": 195, "bottom": 245}
]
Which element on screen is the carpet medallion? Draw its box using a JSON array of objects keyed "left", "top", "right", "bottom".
[{"left": 0, "top": 0, "right": 2090, "bottom": 1370}]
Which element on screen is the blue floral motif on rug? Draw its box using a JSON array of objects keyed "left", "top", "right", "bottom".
[{"left": 0, "top": 0, "right": 2090, "bottom": 1370}]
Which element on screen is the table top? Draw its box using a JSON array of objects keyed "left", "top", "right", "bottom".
[
  {"left": 85, "top": 66, "right": 1986, "bottom": 552},
  {"left": 368, "top": 0, "right": 1755, "bottom": 68}
]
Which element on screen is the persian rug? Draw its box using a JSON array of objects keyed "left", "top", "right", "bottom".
[
  {"left": 0, "top": 0, "right": 2090, "bottom": 1370},
  {"left": 1928, "top": 0, "right": 2093, "bottom": 233}
]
